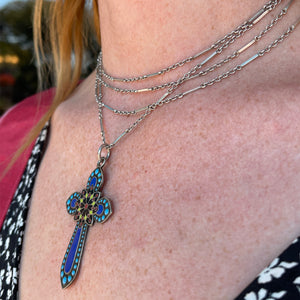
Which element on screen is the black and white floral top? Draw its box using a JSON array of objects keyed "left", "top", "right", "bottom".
[
  {"left": 0, "top": 125, "right": 300, "bottom": 299},
  {"left": 0, "top": 125, "right": 49, "bottom": 299}
]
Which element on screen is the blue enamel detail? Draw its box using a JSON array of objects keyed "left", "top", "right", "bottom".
[
  {"left": 97, "top": 204, "right": 104, "bottom": 215},
  {"left": 66, "top": 192, "right": 80, "bottom": 215},
  {"left": 90, "top": 177, "right": 97, "bottom": 187},
  {"left": 65, "top": 227, "right": 81, "bottom": 273},
  {"left": 71, "top": 198, "right": 77, "bottom": 208},
  {"left": 86, "top": 167, "right": 103, "bottom": 190},
  {"left": 62, "top": 166, "right": 113, "bottom": 288}
]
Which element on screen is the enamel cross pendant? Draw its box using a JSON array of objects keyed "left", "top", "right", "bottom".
[{"left": 60, "top": 166, "right": 112, "bottom": 288}]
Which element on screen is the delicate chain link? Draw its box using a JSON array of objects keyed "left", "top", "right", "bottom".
[
  {"left": 96, "top": 0, "right": 293, "bottom": 116},
  {"left": 98, "top": 0, "right": 288, "bottom": 100},
  {"left": 101, "top": 0, "right": 281, "bottom": 84},
  {"left": 95, "top": 0, "right": 298, "bottom": 156}
]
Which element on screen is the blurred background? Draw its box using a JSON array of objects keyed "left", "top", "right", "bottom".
[{"left": 0, "top": 0, "right": 99, "bottom": 115}]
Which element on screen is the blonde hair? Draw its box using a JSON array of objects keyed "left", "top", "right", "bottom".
[{"left": 5, "top": 0, "right": 100, "bottom": 173}]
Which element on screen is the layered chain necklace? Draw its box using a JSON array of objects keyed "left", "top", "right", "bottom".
[{"left": 60, "top": 0, "right": 299, "bottom": 288}]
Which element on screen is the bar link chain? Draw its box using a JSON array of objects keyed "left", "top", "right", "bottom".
[{"left": 95, "top": 0, "right": 298, "bottom": 154}]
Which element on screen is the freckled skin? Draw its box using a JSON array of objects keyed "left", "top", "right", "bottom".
[
  {"left": 19, "top": 78, "right": 300, "bottom": 299},
  {"left": 19, "top": 0, "right": 300, "bottom": 299}
]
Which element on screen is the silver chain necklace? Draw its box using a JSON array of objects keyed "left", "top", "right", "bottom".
[
  {"left": 96, "top": 0, "right": 298, "bottom": 152},
  {"left": 59, "top": 0, "right": 299, "bottom": 289},
  {"left": 97, "top": 0, "right": 292, "bottom": 117}
]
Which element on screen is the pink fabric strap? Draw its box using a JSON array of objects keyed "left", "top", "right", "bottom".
[{"left": 0, "top": 89, "right": 54, "bottom": 228}]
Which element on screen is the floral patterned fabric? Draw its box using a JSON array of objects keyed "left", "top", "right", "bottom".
[
  {"left": 0, "top": 124, "right": 300, "bottom": 299},
  {"left": 0, "top": 125, "right": 48, "bottom": 300},
  {"left": 236, "top": 237, "right": 300, "bottom": 299}
]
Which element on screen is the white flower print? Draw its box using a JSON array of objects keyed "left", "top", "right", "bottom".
[
  {"left": 12, "top": 267, "right": 17, "bottom": 286},
  {"left": 5, "top": 250, "right": 10, "bottom": 260},
  {"left": 293, "top": 276, "right": 300, "bottom": 294},
  {"left": 16, "top": 211, "right": 24, "bottom": 228},
  {"left": 6, "top": 217, "right": 12, "bottom": 227},
  {"left": 8, "top": 222, "right": 15, "bottom": 235},
  {"left": 244, "top": 288, "right": 287, "bottom": 300},
  {"left": 31, "top": 143, "right": 41, "bottom": 156},
  {"left": 244, "top": 288, "right": 267, "bottom": 300},
  {"left": 293, "top": 276, "right": 300, "bottom": 285},
  {"left": 6, "top": 263, "right": 12, "bottom": 285},
  {"left": 0, "top": 125, "right": 49, "bottom": 300},
  {"left": 268, "top": 291, "right": 288, "bottom": 299},
  {"left": 1, "top": 237, "right": 10, "bottom": 256},
  {"left": 24, "top": 173, "right": 31, "bottom": 187},
  {"left": 40, "top": 126, "right": 48, "bottom": 141},
  {"left": 258, "top": 257, "right": 298, "bottom": 284},
  {"left": 0, "top": 269, "right": 5, "bottom": 288}
]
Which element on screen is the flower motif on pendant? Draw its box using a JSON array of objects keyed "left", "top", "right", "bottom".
[
  {"left": 66, "top": 167, "right": 112, "bottom": 228},
  {"left": 73, "top": 188, "right": 100, "bottom": 227}
]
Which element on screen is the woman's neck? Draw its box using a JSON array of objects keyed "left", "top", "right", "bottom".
[{"left": 97, "top": 0, "right": 268, "bottom": 77}]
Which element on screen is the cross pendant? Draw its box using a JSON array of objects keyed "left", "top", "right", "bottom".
[{"left": 60, "top": 166, "right": 112, "bottom": 288}]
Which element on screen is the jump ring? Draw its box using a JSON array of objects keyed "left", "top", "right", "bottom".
[{"left": 98, "top": 143, "right": 110, "bottom": 166}]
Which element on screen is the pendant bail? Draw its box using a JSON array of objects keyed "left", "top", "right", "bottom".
[{"left": 98, "top": 143, "right": 111, "bottom": 168}]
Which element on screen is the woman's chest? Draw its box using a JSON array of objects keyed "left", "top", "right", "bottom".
[{"left": 19, "top": 98, "right": 300, "bottom": 299}]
